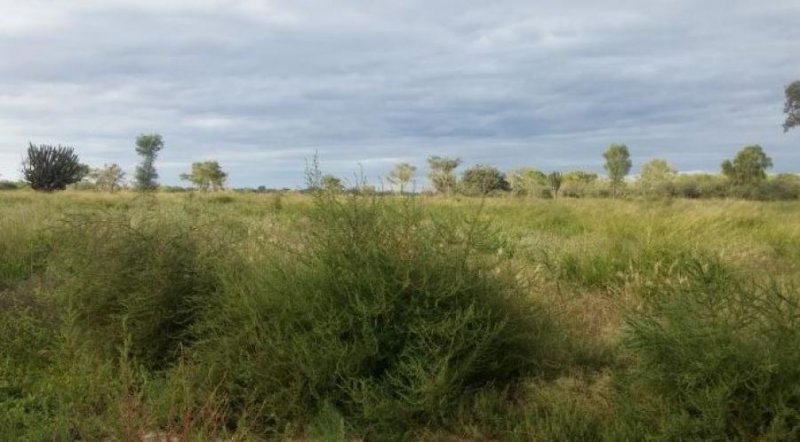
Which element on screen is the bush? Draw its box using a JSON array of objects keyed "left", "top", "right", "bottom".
[
  {"left": 49, "top": 205, "right": 234, "bottom": 370},
  {"left": 22, "top": 143, "right": 87, "bottom": 191},
  {"left": 620, "top": 258, "right": 800, "bottom": 440},
  {"left": 195, "top": 192, "right": 564, "bottom": 438}
]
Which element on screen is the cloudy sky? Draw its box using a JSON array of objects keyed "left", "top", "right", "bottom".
[{"left": 1, "top": 0, "right": 798, "bottom": 188}]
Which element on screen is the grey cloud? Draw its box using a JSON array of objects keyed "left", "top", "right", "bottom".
[{"left": 0, "top": 0, "right": 798, "bottom": 187}]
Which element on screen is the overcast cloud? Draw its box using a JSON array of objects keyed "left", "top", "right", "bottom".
[{"left": 0, "top": 0, "right": 798, "bottom": 188}]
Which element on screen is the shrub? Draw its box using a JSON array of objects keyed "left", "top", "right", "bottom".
[
  {"left": 195, "top": 192, "right": 564, "bottom": 438},
  {"left": 22, "top": 143, "right": 87, "bottom": 191},
  {"left": 620, "top": 258, "right": 800, "bottom": 440},
  {"left": 49, "top": 205, "right": 234, "bottom": 370}
]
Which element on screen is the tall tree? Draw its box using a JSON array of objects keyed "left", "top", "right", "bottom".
[
  {"left": 460, "top": 165, "right": 510, "bottom": 195},
  {"left": 180, "top": 161, "right": 227, "bottom": 191},
  {"left": 388, "top": 162, "right": 417, "bottom": 194},
  {"left": 427, "top": 156, "right": 461, "bottom": 195},
  {"left": 134, "top": 134, "right": 164, "bottom": 191},
  {"left": 603, "top": 143, "right": 632, "bottom": 197},
  {"left": 638, "top": 159, "right": 677, "bottom": 197},
  {"left": 721, "top": 145, "right": 773, "bottom": 186},
  {"left": 547, "top": 171, "right": 562, "bottom": 199},
  {"left": 90, "top": 163, "right": 126, "bottom": 192},
  {"left": 320, "top": 174, "right": 344, "bottom": 192},
  {"left": 22, "top": 143, "right": 86, "bottom": 191},
  {"left": 784, "top": 81, "right": 800, "bottom": 132}
]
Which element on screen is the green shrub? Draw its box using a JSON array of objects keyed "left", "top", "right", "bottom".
[
  {"left": 49, "top": 205, "right": 234, "bottom": 370},
  {"left": 620, "top": 258, "right": 800, "bottom": 440},
  {"left": 195, "top": 193, "right": 565, "bottom": 438}
]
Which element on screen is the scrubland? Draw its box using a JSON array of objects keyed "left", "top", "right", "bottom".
[{"left": 1, "top": 190, "right": 799, "bottom": 441}]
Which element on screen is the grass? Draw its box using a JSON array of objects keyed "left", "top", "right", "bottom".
[{"left": 1, "top": 189, "right": 799, "bottom": 440}]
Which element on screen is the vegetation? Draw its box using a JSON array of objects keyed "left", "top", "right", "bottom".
[
  {"left": 722, "top": 144, "right": 773, "bottom": 186},
  {"left": 180, "top": 160, "right": 227, "bottom": 191},
  {"left": 460, "top": 164, "right": 510, "bottom": 195},
  {"left": 21, "top": 143, "right": 86, "bottom": 191},
  {"left": 134, "top": 133, "right": 165, "bottom": 191},
  {"left": 388, "top": 162, "right": 416, "bottom": 194},
  {"left": 427, "top": 156, "right": 461, "bottom": 195},
  {"left": 89, "top": 163, "right": 126, "bottom": 192},
  {"left": 784, "top": 80, "right": 800, "bottom": 132},
  {"left": 603, "top": 143, "right": 632, "bottom": 197},
  {"left": 1, "top": 190, "right": 799, "bottom": 440}
]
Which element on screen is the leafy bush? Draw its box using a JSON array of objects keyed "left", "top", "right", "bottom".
[
  {"left": 621, "top": 258, "right": 800, "bottom": 440},
  {"left": 49, "top": 205, "right": 234, "bottom": 370},
  {"left": 195, "top": 193, "right": 564, "bottom": 438}
]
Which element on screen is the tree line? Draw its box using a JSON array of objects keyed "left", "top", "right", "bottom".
[{"left": 3, "top": 80, "right": 799, "bottom": 199}]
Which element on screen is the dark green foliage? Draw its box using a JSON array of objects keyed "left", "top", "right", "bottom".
[
  {"left": 460, "top": 165, "right": 510, "bottom": 195},
  {"left": 547, "top": 171, "right": 562, "bottom": 198},
  {"left": 621, "top": 258, "right": 800, "bottom": 440},
  {"left": 50, "top": 207, "right": 232, "bottom": 370},
  {"left": 722, "top": 145, "right": 773, "bottom": 186},
  {"left": 21, "top": 143, "right": 86, "bottom": 191},
  {"left": 197, "top": 193, "right": 562, "bottom": 437},
  {"left": 784, "top": 80, "right": 800, "bottom": 132},
  {"left": 134, "top": 134, "right": 164, "bottom": 191}
]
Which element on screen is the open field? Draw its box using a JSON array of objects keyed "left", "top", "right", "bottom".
[{"left": 2, "top": 190, "right": 800, "bottom": 440}]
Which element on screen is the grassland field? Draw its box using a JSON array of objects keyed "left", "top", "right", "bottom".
[{"left": 1, "top": 190, "right": 800, "bottom": 441}]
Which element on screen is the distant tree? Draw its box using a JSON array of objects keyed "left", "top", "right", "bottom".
[
  {"left": 427, "top": 156, "right": 461, "bottom": 195},
  {"left": 22, "top": 143, "right": 87, "bottom": 191},
  {"left": 508, "top": 168, "right": 547, "bottom": 197},
  {"left": 784, "top": 81, "right": 800, "bottom": 132},
  {"left": 180, "top": 161, "right": 227, "bottom": 191},
  {"left": 320, "top": 174, "right": 344, "bottom": 192},
  {"left": 388, "top": 162, "right": 417, "bottom": 194},
  {"left": 134, "top": 134, "right": 164, "bottom": 191},
  {"left": 460, "top": 165, "right": 510, "bottom": 195},
  {"left": 547, "top": 172, "right": 563, "bottom": 198},
  {"left": 90, "top": 163, "right": 126, "bottom": 192},
  {"left": 603, "top": 143, "right": 632, "bottom": 197},
  {"left": 638, "top": 159, "right": 677, "bottom": 197},
  {"left": 561, "top": 170, "right": 598, "bottom": 198},
  {"left": 721, "top": 145, "right": 773, "bottom": 186}
]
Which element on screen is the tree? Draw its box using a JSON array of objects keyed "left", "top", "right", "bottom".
[
  {"left": 508, "top": 168, "right": 547, "bottom": 197},
  {"left": 134, "top": 134, "right": 164, "bottom": 191},
  {"left": 388, "top": 162, "right": 417, "bottom": 194},
  {"left": 547, "top": 171, "right": 562, "bottom": 198},
  {"left": 90, "top": 163, "right": 126, "bottom": 192},
  {"left": 603, "top": 143, "right": 632, "bottom": 197},
  {"left": 783, "top": 81, "right": 800, "bottom": 132},
  {"left": 427, "top": 156, "right": 461, "bottom": 195},
  {"left": 721, "top": 145, "right": 773, "bottom": 186},
  {"left": 180, "top": 161, "right": 227, "bottom": 191},
  {"left": 321, "top": 174, "right": 344, "bottom": 192},
  {"left": 638, "top": 159, "right": 677, "bottom": 197},
  {"left": 561, "top": 170, "right": 598, "bottom": 198},
  {"left": 22, "top": 143, "right": 86, "bottom": 191},
  {"left": 460, "top": 165, "right": 510, "bottom": 195}
]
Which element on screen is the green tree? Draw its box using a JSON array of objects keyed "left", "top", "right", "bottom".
[
  {"left": 180, "top": 161, "right": 227, "bottom": 191},
  {"left": 21, "top": 143, "right": 86, "bottom": 191},
  {"left": 721, "top": 145, "right": 773, "bottom": 186},
  {"left": 134, "top": 134, "right": 164, "bottom": 191},
  {"left": 603, "top": 143, "right": 632, "bottom": 197},
  {"left": 561, "top": 170, "right": 598, "bottom": 198},
  {"left": 388, "top": 162, "right": 417, "bottom": 194},
  {"left": 427, "top": 156, "right": 461, "bottom": 195},
  {"left": 508, "top": 168, "right": 547, "bottom": 197},
  {"left": 321, "top": 174, "right": 344, "bottom": 192},
  {"left": 89, "top": 163, "right": 126, "bottom": 192},
  {"left": 783, "top": 81, "right": 800, "bottom": 132},
  {"left": 547, "top": 171, "right": 563, "bottom": 198},
  {"left": 638, "top": 159, "right": 677, "bottom": 197},
  {"left": 460, "top": 165, "right": 510, "bottom": 196}
]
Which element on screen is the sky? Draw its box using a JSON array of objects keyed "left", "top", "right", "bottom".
[{"left": 0, "top": 0, "right": 798, "bottom": 189}]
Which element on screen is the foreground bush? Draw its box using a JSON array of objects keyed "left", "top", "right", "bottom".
[
  {"left": 195, "top": 193, "right": 565, "bottom": 438},
  {"left": 49, "top": 204, "right": 235, "bottom": 370},
  {"left": 621, "top": 258, "right": 800, "bottom": 440}
]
